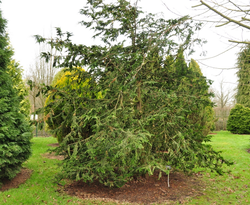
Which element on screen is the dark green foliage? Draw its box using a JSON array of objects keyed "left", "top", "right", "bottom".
[
  {"left": 35, "top": 0, "right": 232, "bottom": 187},
  {"left": 0, "top": 7, "right": 32, "bottom": 180},
  {"left": 227, "top": 104, "right": 250, "bottom": 134},
  {"left": 236, "top": 45, "right": 250, "bottom": 107}
]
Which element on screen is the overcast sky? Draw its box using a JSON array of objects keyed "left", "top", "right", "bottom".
[{"left": 1, "top": 0, "right": 243, "bottom": 92}]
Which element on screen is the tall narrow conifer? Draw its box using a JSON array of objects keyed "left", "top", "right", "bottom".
[
  {"left": 0, "top": 5, "right": 32, "bottom": 180},
  {"left": 236, "top": 45, "right": 250, "bottom": 107}
]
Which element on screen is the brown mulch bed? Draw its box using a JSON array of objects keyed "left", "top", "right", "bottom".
[
  {"left": 47, "top": 143, "right": 60, "bottom": 147},
  {"left": 209, "top": 133, "right": 217, "bottom": 135},
  {"left": 41, "top": 152, "right": 64, "bottom": 160},
  {"left": 0, "top": 141, "right": 206, "bottom": 204},
  {"left": 61, "top": 172, "right": 205, "bottom": 204},
  {"left": 0, "top": 168, "right": 33, "bottom": 192},
  {"left": 45, "top": 143, "right": 205, "bottom": 204},
  {"left": 41, "top": 143, "right": 64, "bottom": 160}
]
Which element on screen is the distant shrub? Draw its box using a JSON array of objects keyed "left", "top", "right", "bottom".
[{"left": 227, "top": 104, "right": 250, "bottom": 134}]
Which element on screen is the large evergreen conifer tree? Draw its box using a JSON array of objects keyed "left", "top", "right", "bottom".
[
  {"left": 0, "top": 5, "right": 32, "bottom": 180},
  {"left": 35, "top": 0, "right": 231, "bottom": 187}
]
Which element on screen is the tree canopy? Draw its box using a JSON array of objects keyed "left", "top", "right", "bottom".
[{"left": 35, "top": 0, "right": 232, "bottom": 187}]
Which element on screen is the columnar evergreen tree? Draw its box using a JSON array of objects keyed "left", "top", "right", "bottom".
[
  {"left": 188, "top": 58, "right": 216, "bottom": 135},
  {"left": 35, "top": 0, "right": 231, "bottom": 187},
  {"left": 0, "top": 5, "right": 32, "bottom": 180},
  {"left": 235, "top": 45, "right": 250, "bottom": 107},
  {"left": 163, "top": 51, "right": 215, "bottom": 137}
]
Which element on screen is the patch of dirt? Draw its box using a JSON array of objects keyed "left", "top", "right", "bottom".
[
  {"left": 47, "top": 143, "right": 59, "bottom": 147},
  {"left": 41, "top": 152, "right": 64, "bottom": 160},
  {"left": 43, "top": 143, "right": 64, "bottom": 160},
  {"left": 247, "top": 149, "right": 250, "bottom": 153},
  {"left": 209, "top": 133, "right": 217, "bottom": 135},
  {"left": 61, "top": 172, "right": 205, "bottom": 204},
  {"left": 0, "top": 168, "right": 33, "bottom": 192}
]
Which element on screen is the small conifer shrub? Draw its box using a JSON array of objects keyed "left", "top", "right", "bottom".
[{"left": 227, "top": 104, "right": 250, "bottom": 134}]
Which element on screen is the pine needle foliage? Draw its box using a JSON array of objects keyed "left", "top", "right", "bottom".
[
  {"left": 0, "top": 7, "right": 32, "bottom": 180},
  {"left": 35, "top": 0, "right": 232, "bottom": 187}
]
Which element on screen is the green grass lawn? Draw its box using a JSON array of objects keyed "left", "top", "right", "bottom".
[
  {"left": 1, "top": 131, "right": 250, "bottom": 204},
  {"left": 185, "top": 131, "right": 250, "bottom": 205},
  {"left": 0, "top": 137, "right": 111, "bottom": 205}
]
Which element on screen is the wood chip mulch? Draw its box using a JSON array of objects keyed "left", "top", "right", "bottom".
[
  {"left": 61, "top": 172, "right": 205, "bottom": 204},
  {"left": 0, "top": 168, "right": 33, "bottom": 192}
]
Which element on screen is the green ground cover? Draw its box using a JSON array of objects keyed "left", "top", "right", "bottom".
[{"left": 1, "top": 131, "right": 250, "bottom": 204}]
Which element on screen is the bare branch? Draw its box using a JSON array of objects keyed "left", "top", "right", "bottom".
[
  {"left": 228, "top": 0, "right": 248, "bottom": 13},
  {"left": 196, "top": 60, "right": 238, "bottom": 70},
  {"left": 242, "top": 17, "right": 250, "bottom": 22},
  {"left": 195, "top": 44, "right": 238, "bottom": 61},
  {"left": 200, "top": 0, "right": 250, "bottom": 30},
  {"left": 229, "top": 40, "right": 250, "bottom": 44},
  {"left": 216, "top": 21, "right": 230, "bottom": 27}
]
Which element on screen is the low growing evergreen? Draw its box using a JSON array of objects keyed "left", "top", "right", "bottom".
[{"left": 0, "top": 6, "right": 32, "bottom": 180}]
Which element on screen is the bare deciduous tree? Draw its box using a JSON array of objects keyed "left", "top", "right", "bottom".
[
  {"left": 213, "top": 79, "right": 235, "bottom": 130},
  {"left": 25, "top": 42, "right": 58, "bottom": 136},
  {"left": 214, "top": 79, "right": 234, "bottom": 108}
]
